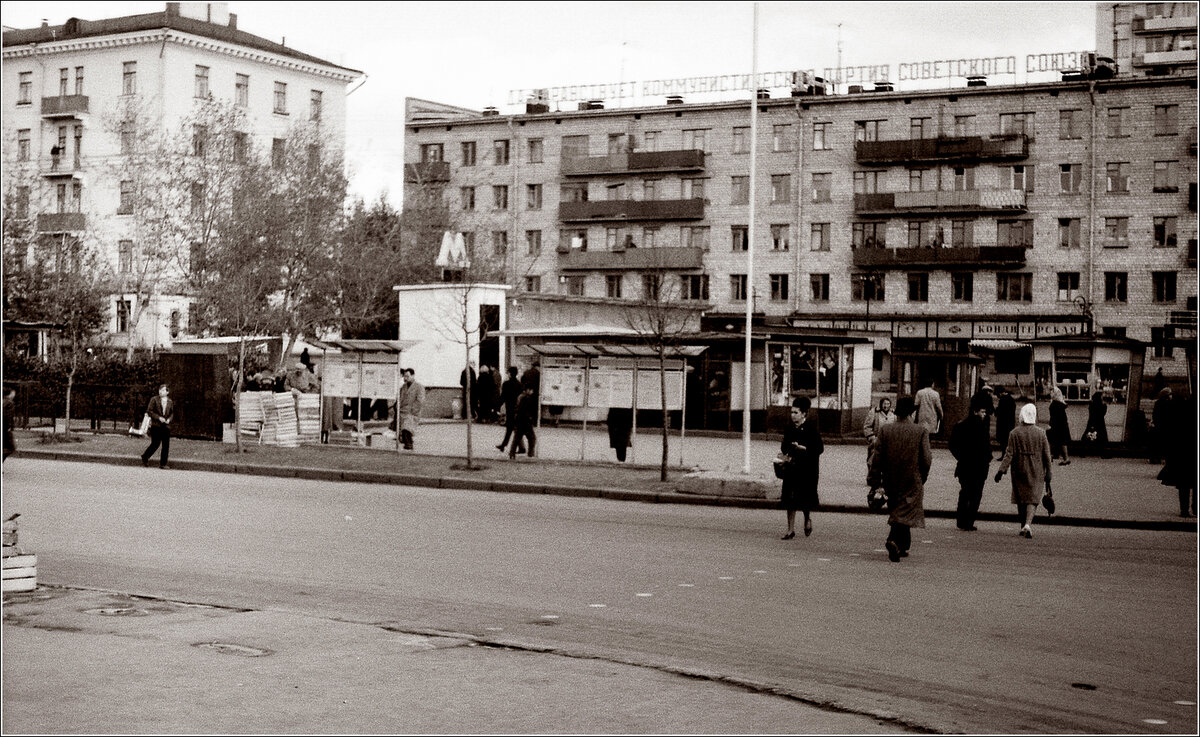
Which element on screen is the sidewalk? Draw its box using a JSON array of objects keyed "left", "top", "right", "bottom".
[{"left": 7, "top": 422, "right": 1195, "bottom": 532}]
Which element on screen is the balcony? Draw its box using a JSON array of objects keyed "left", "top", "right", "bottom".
[
  {"left": 855, "top": 135, "right": 1028, "bottom": 165},
  {"left": 559, "top": 198, "right": 705, "bottom": 223},
  {"left": 558, "top": 246, "right": 705, "bottom": 271},
  {"left": 854, "top": 189, "right": 1027, "bottom": 216},
  {"left": 852, "top": 245, "right": 1028, "bottom": 270},
  {"left": 37, "top": 212, "right": 87, "bottom": 233},
  {"left": 1132, "top": 15, "right": 1198, "bottom": 33},
  {"left": 40, "top": 95, "right": 89, "bottom": 118},
  {"left": 403, "top": 160, "right": 450, "bottom": 184},
  {"left": 1133, "top": 49, "right": 1199, "bottom": 66},
  {"left": 40, "top": 155, "right": 83, "bottom": 178},
  {"left": 560, "top": 149, "right": 705, "bottom": 176}
]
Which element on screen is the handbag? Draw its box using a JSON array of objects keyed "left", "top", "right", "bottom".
[
  {"left": 129, "top": 413, "right": 151, "bottom": 437},
  {"left": 773, "top": 454, "right": 790, "bottom": 479},
  {"left": 1042, "top": 488, "right": 1056, "bottom": 515},
  {"left": 1084, "top": 429, "right": 1098, "bottom": 442}
]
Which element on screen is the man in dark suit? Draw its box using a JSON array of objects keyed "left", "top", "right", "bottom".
[
  {"left": 141, "top": 384, "right": 175, "bottom": 468},
  {"left": 868, "top": 396, "right": 932, "bottom": 562}
]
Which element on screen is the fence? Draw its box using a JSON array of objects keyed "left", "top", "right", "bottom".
[{"left": 5, "top": 381, "right": 155, "bottom": 432}]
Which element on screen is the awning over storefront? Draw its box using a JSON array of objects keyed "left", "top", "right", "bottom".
[
  {"left": 969, "top": 339, "right": 1031, "bottom": 351},
  {"left": 527, "top": 343, "right": 708, "bottom": 358},
  {"left": 307, "top": 339, "right": 418, "bottom": 353}
]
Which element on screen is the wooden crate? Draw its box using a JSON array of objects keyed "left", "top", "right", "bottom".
[{"left": 2, "top": 553, "right": 37, "bottom": 592}]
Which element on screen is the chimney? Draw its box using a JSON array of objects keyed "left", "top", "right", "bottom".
[
  {"left": 228, "top": 12, "right": 237, "bottom": 29},
  {"left": 482, "top": 106, "right": 499, "bottom": 117}
]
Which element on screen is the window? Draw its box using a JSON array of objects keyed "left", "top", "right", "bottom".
[
  {"left": 1059, "top": 109, "right": 1083, "bottom": 139},
  {"left": 561, "top": 135, "right": 589, "bottom": 159},
  {"left": 852, "top": 222, "right": 886, "bottom": 249},
  {"left": 18, "top": 71, "right": 32, "bottom": 104},
  {"left": 233, "top": 131, "right": 248, "bottom": 162},
  {"left": 561, "top": 228, "right": 588, "bottom": 251},
  {"left": 1154, "top": 104, "right": 1179, "bottom": 135},
  {"left": 1000, "top": 112, "right": 1032, "bottom": 136},
  {"left": 811, "top": 122, "right": 829, "bottom": 150},
  {"left": 272, "top": 138, "right": 286, "bottom": 168},
  {"left": 640, "top": 274, "right": 661, "bottom": 301},
  {"left": 774, "top": 124, "right": 794, "bottom": 151},
  {"left": 1104, "top": 272, "right": 1128, "bottom": 302},
  {"left": 1106, "top": 107, "right": 1130, "bottom": 137},
  {"left": 854, "top": 171, "right": 880, "bottom": 194},
  {"left": 605, "top": 182, "right": 627, "bottom": 200},
  {"left": 910, "top": 117, "right": 933, "bottom": 139},
  {"left": 730, "top": 176, "right": 749, "bottom": 204},
  {"left": 951, "top": 220, "right": 973, "bottom": 248},
  {"left": 491, "top": 231, "right": 508, "bottom": 256},
  {"left": 560, "top": 182, "right": 588, "bottom": 202},
  {"left": 642, "top": 227, "right": 659, "bottom": 247},
  {"left": 1104, "top": 217, "right": 1129, "bottom": 247},
  {"left": 565, "top": 275, "right": 585, "bottom": 297},
  {"left": 731, "top": 226, "right": 748, "bottom": 252},
  {"left": 306, "top": 142, "right": 320, "bottom": 173},
  {"left": 193, "top": 65, "right": 210, "bottom": 98},
  {"left": 1060, "top": 163, "right": 1082, "bottom": 193},
  {"left": 682, "top": 178, "right": 706, "bottom": 200},
  {"left": 118, "top": 180, "right": 134, "bottom": 214},
  {"left": 730, "top": 274, "right": 748, "bottom": 301},
  {"left": 907, "top": 273, "right": 929, "bottom": 302},
  {"left": 851, "top": 274, "right": 884, "bottom": 301},
  {"left": 16, "top": 129, "right": 30, "bottom": 161},
  {"left": 461, "top": 141, "right": 476, "bottom": 166},
  {"left": 810, "top": 274, "right": 830, "bottom": 302},
  {"left": 493, "top": 140, "right": 510, "bottom": 165},
  {"left": 1154, "top": 217, "right": 1178, "bottom": 247},
  {"left": 493, "top": 185, "right": 509, "bottom": 210},
  {"left": 952, "top": 273, "right": 973, "bottom": 302},
  {"left": 771, "top": 224, "right": 791, "bottom": 251},
  {"left": 952, "top": 166, "right": 976, "bottom": 191},
  {"left": 854, "top": 120, "right": 881, "bottom": 142},
  {"left": 732, "top": 126, "right": 750, "bottom": 154},
  {"left": 681, "top": 274, "right": 709, "bottom": 301},
  {"left": 953, "top": 114, "right": 975, "bottom": 137},
  {"left": 1106, "top": 162, "right": 1129, "bottom": 193},
  {"left": 524, "top": 276, "right": 541, "bottom": 293},
  {"left": 59, "top": 67, "right": 68, "bottom": 96},
  {"left": 607, "top": 133, "right": 627, "bottom": 156},
  {"left": 605, "top": 228, "right": 622, "bottom": 250},
  {"left": 681, "top": 226, "right": 710, "bottom": 250},
  {"left": 1153, "top": 272, "right": 1178, "bottom": 304},
  {"left": 1009, "top": 165, "right": 1034, "bottom": 192},
  {"left": 235, "top": 73, "right": 248, "bottom": 106},
  {"left": 118, "top": 240, "right": 133, "bottom": 274},
  {"left": 526, "top": 183, "right": 542, "bottom": 210},
  {"left": 682, "top": 128, "right": 708, "bottom": 151},
  {"left": 1152, "top": 327, "right": 1176, "bottom": 359},
  {"left": 909, "top": 168, "right": 933, "bottom": 192},
  {"left": 310, "top": 90, "right": 323, "bottom": 121},
  {"left": 643, "top": 130, "right": 660, "bottom": 151},
  {"left": 997, "top": 219, "right": 1033, "bottom": 247},
  {"left": 810, "top": 223, "right": 829, "bottom": 251},
  {"left": 420, "top": 142, "right": 443, "bottom": 163},
  {"left": 122, "top": 63, "right": 137, "bottom": 96},
  {"left": 273, "top": 82, "right": 287, "bottom": 114},
  {"left": 528, "top": 138, "right": 543, "bottom": 164},
  {"left": 1057, "top": 272, "right": 1081, "bottom": 302},
  {"left": 460, "top": 186, "right": 475, "bottom": 211},
  {"left": 192, "top": 124, "right": 208, "bottom": 156},
  {"left": 1058, "top": 218, "right": 1081, "bottom": 249},
  {"left": 643, "top": 180, "right": 658, "bottom": 200},
  {"left": 997, "top": 273, "right": 1033, "bottom": 302},
  {"left": 1154, "top": 161, "right": 1178, "bottom": 192},
  {"left": 605, "top": 275, "right": 623, "bottom": 299},
  {"left": 771, "top": 174, "right": 792, "bottom": 203},
  {"left": 116, "top": 300, "right": 131, "bottom": 333},
  {"left": 190, "top": 182, "right": 204, "bottom": 217},
  {"left": 811, "top": 172, "right": 830, "bottom": 202},
  {"left": 908, "top": 221, "right": 930, "bottom": 248},
  {"left": 770, "top": 274, "right": 789, "bottom": 302},
  {"left": 525, "top": 230, "right": 542, "bottom": 255},
  {"left": 74, "top": 66, "right": 83, "bottom": 95}
]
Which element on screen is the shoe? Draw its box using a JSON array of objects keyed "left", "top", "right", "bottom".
[
  {"left": 803, "top": 519, "right": 812, "bottom": 537},
  {"left": 886, "top": 540, "right": 900, "bottom": 562},
  {"left": 959, "top": 525, "right": 978, "bottom": 532},
  {"left": 495, "top": 444, "right": 505, "bottom": 452},
  {"left": 1021, "top": 525, "right": 1032, "bottom": 538},
  {"left": 1059, "top": 460, "right": 1071, "bottom": 466},
  {"left": 781, "top": 531, "right": 795, "bottom": 540},
  {"left": 141, "top": 457, "right": 148, "bottom": 467},
  {"left": 899, "top": 550, "right": 909, "bottom": 558},
  {"left": 159, "top": 465, "right": 169, "bottom": 470}
]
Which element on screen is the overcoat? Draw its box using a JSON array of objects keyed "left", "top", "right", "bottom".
[
  {"left": 868, "top": 419, "right": 931, "bottom": 528},
  {"left": 607, "top": 407, "right": 633, "bottom": 450},
  {"left": 397, "top": 380, "right": 425, "bottom": 434},
  {"left": 949, "top": 414, "right": 991, "bottom": 482},
  {"left": 997, "top": 424, "right": 1052, "bottom": 505},
  {"left": 779, "top": 418, "right": 823, "bottom": 511},
  {"left": 1047, "top": 399, "right": 1071, "bottom": 453}
]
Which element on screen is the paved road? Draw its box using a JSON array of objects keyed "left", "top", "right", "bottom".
[{"left": 3, "top": 460, "right": 1197, "bottom": 734}]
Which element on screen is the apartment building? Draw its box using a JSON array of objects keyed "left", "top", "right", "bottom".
[{"left": 2, "top": 2, "right": 361, "bottom": 352}]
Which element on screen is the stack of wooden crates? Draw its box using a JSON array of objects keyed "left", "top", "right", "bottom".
[{"left": 2, "top": 515, "right": 36, "bottom": 593}]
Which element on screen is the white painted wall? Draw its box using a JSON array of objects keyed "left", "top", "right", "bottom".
[{"left": 395, "top": 284, "right": 510, "bottom": 389}]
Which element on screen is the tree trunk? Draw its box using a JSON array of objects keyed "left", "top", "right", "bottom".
[
  {"left": 465, "top": 349, "right": 473, "bottom": 468},
  {"left": 235, "top": 335, "right": 246, "bottom": 454},
  {"left": 659, "top": 351, "right": 669, "bottom": 482},
  {"left": 278, "top": 332, "right": 299, "bottom": 375},
  {"left": 125, "top": 293, "right": 145, "bottom": 363},
  {"left": 63, "top": 345, "right": 77, "bottom": 438}
]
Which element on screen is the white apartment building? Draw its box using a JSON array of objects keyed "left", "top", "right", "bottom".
[{"left": 2, "top": 2, "right": 361, "bottom": 352}]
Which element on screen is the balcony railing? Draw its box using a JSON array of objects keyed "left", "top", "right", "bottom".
[
  {"left": 852, "top": 245, "right": 1028, "bottom": 269},
  {"left": 558, "top": 198, "right": 705, "bottom": 223},
  {"left": 37, "top": 212, "right": 87, "bottom": 233},
  {"left": 560, "top": 149, "right": 705, "bottom": 176},
  {"left": 854, "top": 189, "right": 1027, "bottom": 216},
  {"left": 1133, "top": 49, "right": 1199, "bottom": 66},
  {"left": 403, "top": 160, "right": 451, "bottom": 184},
  {"left": 855, "top": 135, "right": 1028, "bottom": 165},
  {"left": 558, "top": 246, "right": 705, "bottom": 271},
  {"left": 40, "top": 95, "right": 89, "bottom": 118},
  {"left": 1132, "top": 15, "right": 1199, "bottom": 33},
  {"left": 40, "top": 155, "right": 83, "bottom": 177}
]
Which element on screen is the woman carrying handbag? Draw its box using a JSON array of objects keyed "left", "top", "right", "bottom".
[{"left": 777, "top": 395, "right": 824, "bottom": 540}]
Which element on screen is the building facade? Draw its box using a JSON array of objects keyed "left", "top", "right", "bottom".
[{"left": 2, "top": 2, "right": 360, "bottom": 352}]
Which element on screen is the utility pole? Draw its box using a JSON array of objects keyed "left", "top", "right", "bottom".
[{"left": 743, "top": 2, "right": 759, "bottom": 473}]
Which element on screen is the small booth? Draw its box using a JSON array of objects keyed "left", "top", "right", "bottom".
[
  {"left": 163, "top": 336, "right": 282, "bottom": 440},
  {"left": 1027, "top": 334, "right": 1146, "bottom": 443},
  {"left": 308, "top": 339, "right": 418, "bottom": 448}
]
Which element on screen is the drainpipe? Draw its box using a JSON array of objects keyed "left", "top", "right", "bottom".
[
  {"left": 793, "top": 98, "right": 804, "bottom": 319},
  {"left": 1087, "top": 77, "right": 1097, "bottom": 323}
]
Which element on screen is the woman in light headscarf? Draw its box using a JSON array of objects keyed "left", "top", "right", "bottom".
[
  {"left": 995, "top": 403, "right": 1053, "bottom": 538},
  {"left": 1047, "top": 386, "right": 1071, "bottom": 465}
]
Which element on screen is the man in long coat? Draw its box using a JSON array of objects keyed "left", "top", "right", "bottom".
[
  {"left": 397, "top": 369, "right": 425, "bottom": 451},
  {"left": 950, "top": 394, "right": 993, "bottom": 531},
  {"left": 868, "top": 396, "right": 932, "bottom": 563},
  {"left": 914, "top": 380, "right": 943, "bottom": 438}
]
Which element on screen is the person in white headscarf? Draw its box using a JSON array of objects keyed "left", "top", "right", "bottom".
[{"left": 994, "top": 402, "right": 1053, "bottom": 538}]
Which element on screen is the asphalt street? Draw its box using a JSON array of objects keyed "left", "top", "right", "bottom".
[{"left": 2, "top": 459, "right": 1197, "bottom": 734}]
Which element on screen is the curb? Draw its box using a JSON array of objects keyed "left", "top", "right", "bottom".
[{"left": 15, "top": 449, "right": 1197, "bottom": 533}]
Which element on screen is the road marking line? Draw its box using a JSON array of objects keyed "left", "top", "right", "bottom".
[
  {"left": 753, "top": 570, "right": 767, "bottom": 574},
  {"left": 873, "top": 549, "right": 886, "bottom": 553},
  {"left": 718, "top": 576, "right": 734, "bottom": 580},
  {"left": 588, "top": 603, "right": 607, "bottom": 608},
  {"left": 635, "top": 593, "right": 653, "bottom": 597},
  {"left": 787, "top": 562, "right": 802, "bottom": 567},
  {"left": 540, "top": 615, "right": 559, "bottom": 619},
  {"left": 678, "top": 583, "right": 694, "bottom": 587},
  {"left": 921, "top": 540, "right": 933, "bottom": 544},
  {"left": 817, "top": 558, "right": 832, "bottom": 561},
  {"left": 1174, "top": 700, "right": 1195, "bottom": 706},
  {"left": 485, "top": 627, "right": 503, "bottom": 631},
  {"left": 849, "top": 553, "right": 861, "bottom": 557},
  {"left": 1142, "top": 719, "right": 1168, "bottom": 725}
]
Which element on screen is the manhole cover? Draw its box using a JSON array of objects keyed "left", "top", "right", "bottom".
[
  {"left": 83, "top": 607, "right": 150, "bottom": 617},
  {"left": 193, "top": 642, "right": 271, "bottom": 657}
]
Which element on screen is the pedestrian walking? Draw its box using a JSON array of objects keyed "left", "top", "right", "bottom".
[
  {"left": 1159, "top": 393, "right": 1197, "bottom": 518},
  {"left": 950, "top": 394, "right": 993, "bottom": 531},
  {"left": 994, "top": 403, "right": 1052, "bottom": 538},
  {"left": 1048, "top": 386, "right": 1071, "bottom": 465},
  {"left": 1150, "top": 387, "right": 1172, "bottom": 464},
  {"left": 607, "top": 406, "right": 634, "bottom": 463},
  {"left": 994, "top": 387, "right": 1016, "bottom": 455},
  {"left": 914, "top": 380, "right": 943, "bottom": 438},
  {"left": 460, "top": 363, "right": 478, "bottom": 420},
  {"left": 3, "top": 387, "right": 16, "bottom": 462},
  {"left": 862, "top": 396, "right": 896, "bottom": 464},
  {"left": 521, "top": 360, "right": 540, "bottom": 397},
  {"left": 868, "top": 396, "right": 932, "bottom": 562},
  {"left": 1081, "top": 391, "right": 1109, "bottom": 457},
  {"left": 510, "top": 386, "right": 537, "bottom": 459},
  {"left": 495, "top": 366, "right": 525, "bottom": 454},
  {"left": 970, "top": 380, "right": 995, "bottom": 420},
  {"left": 778, "top": 396, "right": 824, "bottom": 539},
  {"left": 476, "top": 365, "right": 497, "bottom": 422},
  {"left": 140, "top": 384, "right": 174, "bottom": 468},
  {"left": 396, "top": 368, "right": 425, "bottom": 451}
]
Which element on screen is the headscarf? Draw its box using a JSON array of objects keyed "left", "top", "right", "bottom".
[
  {"left": 1050, "top": 386, "right": 1064, "bottom": 404},
  {"left": 1019, "top": 403, "right": 1037, "bottom": 425}
]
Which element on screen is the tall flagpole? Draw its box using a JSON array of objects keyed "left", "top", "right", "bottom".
[{"left": 743, "top": 2, "right": 759, "bottom": 474}]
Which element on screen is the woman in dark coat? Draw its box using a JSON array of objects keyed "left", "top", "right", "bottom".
[
  {"left": 607, "top": 407, "right": 633, "bottom": 462},
  {"left": 994, "top": 387, "right": 1017, "bottom": 456},
  {"left": 1082, "top": 391, "right": 1109, "bottom": 456},
  {"left": 1160, "top": 394, "right": 1197, "bottom": 517},
  {"left": 778, "top": 395, "right": 824, "bottom": 539},
  {"left": 1047, "top": 386, "right": 1071, "bottom": 465}
]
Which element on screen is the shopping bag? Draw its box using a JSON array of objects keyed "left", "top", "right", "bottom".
[{"left": 129, "top": 413, "right": 150, "bottom": 437}]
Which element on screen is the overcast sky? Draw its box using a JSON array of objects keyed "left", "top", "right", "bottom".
[{"left": 2, "top": 1, "right": 1099, "bottom": 206}]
